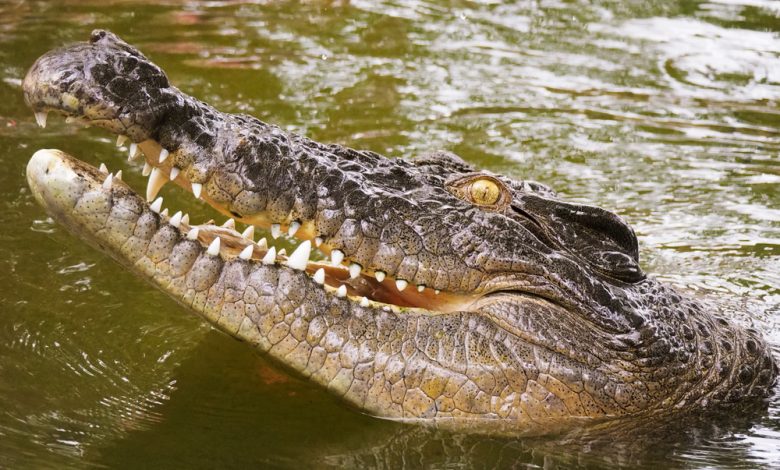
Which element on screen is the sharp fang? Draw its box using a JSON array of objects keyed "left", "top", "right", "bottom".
[
  {"left": 360, "top": 296, "right": 369, "bottom": 307},
  {"left": 222, "top": 218, "right": 235, "bottom": 229},
  {"left": 207, "top": 237, "right": 221, "bottom": 256},
  {"left": 262, "top": 246, "right": 276, "bottom": 265},
  {"left": 142, "top": 162, "right": 152, "bottom": 177},
  {"left": 257, "top": 237, "right": 268, "bottom": 249},
  {"left": 147, "top": 168, "right": 167, "bottom": 201},
  {"left": 314, "top": 237, "right": 323, "bottom": 247},
  {"left": 313, "top": 268, "right": 325, "bottom": 284},
  {"left": 169, "top": 211, "right": 183, "bottom": 228},
  {"left": 349, "top": 263, "right": 361, "bottom": 279},
  {"left": 278, "top": 248, "right": 287, "bottom": 256},
  {"left": 181, "top": 214, "right": 190, "bottom": 225},
  {"left": 187, "top": 227, "right": 199, "bottom": 240},
  {"left": 114, "top": 170, "right": 122, "bottom": 181},
  {"left": 149, "top": 197, "right": 163, "bottom": 214},
  {"left": 375, "top": 270, "right": 386, "bottom": 282},
  {"left": 271, "top": 224, "right": 281, "bottom": 239},
  {"left": 239, "top": 244, "right": 254, "bottom": 260},
  {"left": 128, "top": 143, "right": 138, "bottom": 160},
  {"left": 331, "top": 249, "right": 344, "bottom": 266},
  {"left": 286, "top": 240, "right": 311, "bottom": 271},
  {"left": 396, "top": 279, "right": 408, "bottom": 291},
  {"left": 34, "top": 111, "right": 48, "bottom": 128},
  {"left": 159, "top": 148, "right": 170, "bottom": 163},
  {"left": 99, "top": 163, "right": 108, "bottom": 173},
  {"left": 116, "top": 135, "right": 127, "bottom": 147},
  {"left": 435, "top": 289, "right": 441, "bottom": 295},
  {"left": 191, "top": 182, "right": 203, "bottom": 199},
  {"left": 336, "top": 285, "right": 347, "bottom": 297},
  {"left": 170, "top": 167, "right": 180, "bottom": 181},
  {"left": 288, "top": 221, "right": 301, "bottom": 237},
  {"left": 161, "top": 208, "right": 169, "bottom": 217},
  {"left": 241, "top": 226, "right": 255, "bottom": 241},
  {"left": 417, "top": 284, "right": 425, "bottom": 292},
  {"left": 102, "top": 173, "right": 113, "bottom": 189}
]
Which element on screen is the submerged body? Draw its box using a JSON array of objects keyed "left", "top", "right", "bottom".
[{"left": 23, "top": 31, "right": 777, "bottom": 435}]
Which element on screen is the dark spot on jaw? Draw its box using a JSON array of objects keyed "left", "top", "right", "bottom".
[
  {"left": 738, "top": 364, "right": 754, "bottom": 385},
  {"left": 745, "top": 338, "right": 758, "bottom": 355},
  {"left": 90, "top": 29, "right": 107, "bottom": 44}
]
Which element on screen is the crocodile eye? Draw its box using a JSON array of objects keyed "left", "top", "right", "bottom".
[
  {"left": 446, "top": 174, "right": 510, "bottom": 210},
  {"left": 470, "top": 178, "right": 501, "bottom": 205}
]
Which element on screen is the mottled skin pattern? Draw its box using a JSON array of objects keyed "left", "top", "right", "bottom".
[{"left": 22, "top": 31, "right": 777, "bottom": 435}]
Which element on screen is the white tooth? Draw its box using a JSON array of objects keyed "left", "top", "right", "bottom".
[
  {"left": 142, "top": 162, "right": 152, "bottom": 177},
  {"left": 191, "top": 182, "right": 203, "bottom": 199},
  {"left": 348, "top": 263, "right": 361, "bottom": 279},
  {"left": 207, "top": 237, "right": 221, "bottom": 256},
  {"left": 128, "top": 143, "right": 138, "bottom": 160},
  {"left": 181, "top": 214, "right": 190, "bottom": 225},
  {"left": 331, "top": 249, "right": 344, "bottom": 266},
  {"left": 99, "top": 163, "right": 108, "bottom": 173},
  {"left": 257, "top": 237, "right": 268, "bottom": 249},
  {"left": 313, "top": 268, "right": 325, "bottom": 284},
  {"left": 434, "top": 289, "right": 441, "bottom": 295},
  {"left": 417, "top": 284, "right": 425, "bottom": 292},
  {"left": 241, "top": 226, "right": 255, "bottom": 241},
  {"left": 34, "top": 111, "right": 47, "bottom": 128},
  {"left": 169, "top": 211, "right": 183, "bottom": 228},
  {"left": 286, "top": 240, "right": 311, "bottom": 271},
  {"left": 161, "top": 208, "right": 169, "bottom": 217},
  {"left": 149, "top": 197, "right": 163, "bottom": 214},
  {"left": 396, "top": 279, "right": 408, "bottom": 291},
  {"left": 336, "top": 285, "right": 347, "bottom": 297},
  {"left": 170, "top": 167, "right": 180, "bottom": 181},
  {"left": 102, "top": 173, "right": 113, "bottom": 189},
  {"left": 222, "top": 218, "right": 235, "bottom": 229},
  {"left": 278, "top": 248, "right": 287, "bottom": 256},
  {"left": 159, "top": 148, "right": 170, "bottom": 163},
  {"left": 288, "top": 221, "right": 301, "bottom": 237},
  {"left": 262, "top": 246, "right": 276, "bottom": 265},
  {"left": 116, "top": 135, "right": 127, "bottom": 147},
  {"left": 271, "top": 224, "right": 281, "bottom": 239},
  {"left": 360, "top": 296, "right": 369, "bottom": 307},
  {"left": 146, "top": 168, "right": 167, "bottom": 201},
  {"left": 187, "top": 227, "right": 200, "bottom": 240},
  {"left": 375, "top": 271, "right": 386, "bottom": 282},
  {"left": 239, "top": 244, "right": 254, "bottom": 260},
  {"left": 314, "top": 237, "right": 323, "bottom": 247},
  {"left": 114, "top": 170, "right": 122, "bottom": 181}
]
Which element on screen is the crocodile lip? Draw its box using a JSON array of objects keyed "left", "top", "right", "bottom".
[{"left": 26, "top": 134, "right": 480, "bottom": 315}]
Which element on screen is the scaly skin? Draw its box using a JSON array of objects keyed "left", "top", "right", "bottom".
[{"left": 22, "top": 30, "right": 777, "bottom": 435}]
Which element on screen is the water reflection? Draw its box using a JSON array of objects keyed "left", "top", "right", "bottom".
[{"left": 0, "top": 0, "right": 778, "bottom": 468}]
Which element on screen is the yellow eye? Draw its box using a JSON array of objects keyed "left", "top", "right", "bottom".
[{"left": 469, "top": 178, "right": 501, "bottom": 205}]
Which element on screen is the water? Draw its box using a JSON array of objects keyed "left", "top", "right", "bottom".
[{"left": 0, "top": 0, "right": 779, "bottom": 467}]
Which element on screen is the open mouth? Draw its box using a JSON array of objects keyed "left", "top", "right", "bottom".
[{"left": 30, "top": 112, "right": 479, "bottom": 315}]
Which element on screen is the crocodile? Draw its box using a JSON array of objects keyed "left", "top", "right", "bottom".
[{"left": 22, "top": 30, "right": 777, "bottom": 436}]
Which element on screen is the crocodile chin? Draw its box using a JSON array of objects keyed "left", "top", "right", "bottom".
[{"left": 22, "top": 30, "right": 778, "bottom": 435}]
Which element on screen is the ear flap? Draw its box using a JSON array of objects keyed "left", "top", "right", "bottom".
[{"left": 515, "top": 194, "right": 644, "bottom": 283}]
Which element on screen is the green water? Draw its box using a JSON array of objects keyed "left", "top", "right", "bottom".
[{"left": 1, "top": 0, "right": 779, "bottom": 467}]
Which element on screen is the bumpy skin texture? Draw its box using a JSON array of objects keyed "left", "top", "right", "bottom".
[{"left": 23, "top": 31, "right": 777, "bottom": 435}]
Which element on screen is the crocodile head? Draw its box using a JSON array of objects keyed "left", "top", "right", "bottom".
[{"left": 23, "top": 30, "right": 777, "bottom": 435}]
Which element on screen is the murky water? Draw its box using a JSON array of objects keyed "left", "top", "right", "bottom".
[{"left": 1, "top": 0, "right": 779, "bottom": 467}]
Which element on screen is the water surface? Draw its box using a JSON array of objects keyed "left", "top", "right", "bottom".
[{"left": 1, "top": 0, "right": 779, "bottom": 467}]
